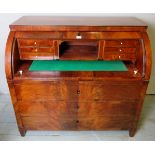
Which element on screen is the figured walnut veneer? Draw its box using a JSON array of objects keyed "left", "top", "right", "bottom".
[{"left": 5, "top": 16, "right": 152, "bottom": 137}]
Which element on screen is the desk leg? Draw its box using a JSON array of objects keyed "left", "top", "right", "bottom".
[
  {"left": 129, "top": 128, "right": 136, "bottom": 137},
  {"left": 19, "top": 128, "right": 26, "bottom": 137}
]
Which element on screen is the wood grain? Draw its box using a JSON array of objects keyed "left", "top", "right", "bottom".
[{"left": 5, "top": 16, "right": 151, "bottom": 137}]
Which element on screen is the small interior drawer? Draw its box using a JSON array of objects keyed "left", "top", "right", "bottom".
[
  {"left": 19, "top": 47, "right": 55, "bottom": 53},
  {"left": 104, "top": 47, "right": 136, "bottom": 53},
  {"left": 105, "top": 40, "right": 139, "bottom": 47},
  {"left": 103, "top": 47, "right": 136, "bottom": 60},
  {"left": 104, "top": 53, "right": 136, "bottom": 60},
  {"left": 18, "top": 39, "right": 54, "bottom": 47},
  {"left": 19, "top": 47, "right": 54, "bottom": 60}
]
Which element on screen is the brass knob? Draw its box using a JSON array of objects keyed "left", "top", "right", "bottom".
[
  {"left": 120, "top": 42, "right": 123, "bottom": 45},
  {"left": 34, "top": 42, "right": 37, "bottom": 45},
  {"left": 119, "top": 56, "right": 121, "bottom": 59},
  {"left": 19, "top": 70, "right": 23, "bottom": 75},
  {"left": 76, "top": 32, "right": 82, "bottom": 39},
  {"left": 134, "top": 70, "right": 138, "bottom": 75}
]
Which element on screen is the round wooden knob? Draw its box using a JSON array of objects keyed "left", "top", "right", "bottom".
[
  {"left": 34, "top": 48, "right": 38, "bottom": 52},
  {"left": 77, "top": 90, "right": 80, "bottom": 94}
]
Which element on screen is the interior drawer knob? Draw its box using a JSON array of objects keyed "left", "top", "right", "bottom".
[
  {"left": 76, "top": 32, "right": 82, "bottom": 39},
  {"left": 120, "top": 42, "right": 123, "bottom": 45},
  {"left": 19, "top": 70, "right": 23, "bottom": 75},
  {"left": 34, "top": 42, "right": 37, "bottom": 45},
  {"left": 77, "top": 90, "right": 80, "bottom": 94},
  {"left": 119, "top": 55, "right": 121, "bottom": 59},
  {"left": 134, "top": 69, "right": 138, "bottom": 75}
]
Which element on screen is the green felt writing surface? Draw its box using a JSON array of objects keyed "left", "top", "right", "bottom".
[{"left": 29, "top": 60, "right": 128, "bottom": 71}]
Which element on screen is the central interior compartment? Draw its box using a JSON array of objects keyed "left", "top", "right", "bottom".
[{"left": 59, "top": 40, "right": 99, "bottom": 60}]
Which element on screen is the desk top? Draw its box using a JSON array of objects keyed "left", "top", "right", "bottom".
[{"left": 10, "top": 16, "right": 147, "bottom": 31}]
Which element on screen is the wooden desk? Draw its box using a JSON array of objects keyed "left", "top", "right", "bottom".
[{"left": 5, "top": 16, "right": 152, "bottom": 137}]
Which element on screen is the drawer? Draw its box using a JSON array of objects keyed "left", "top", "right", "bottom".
[
  {"left": 14, "top": 81, "right": 78, "bottom": 101},
  {"left": 19, "top": 47, "right": 55, "bottom": 60},
  {"left": 17, "top": 101, "right": 77, "bottom": 117},
  {"left": 19, "top": 47, "right": 55, "bottom": 53},
  {"left": 79, "top": 81, "right": 142, "bottom": 101},
  {"left": 105, "top": 40, "right": 139, "bottom": 47},
  {"left": 18, "top": 39, "right": 54, "bottom": 47},
  {"left": 104, "top": 53, "right": 136, "bottom": 60},
  {"left": 78, "top": 116, "right": 131, "bottom": 130},
  {"left": 103, "top": 47, "right": 136, "bottom": 60},
  {"left": 63, "top": 32, "right": 104, "bottom": 39},
  {"left": 22, "top": 116, "right": 77, "bottom": 130},
  {"left": 78, "top": 101, "right": 137, "bottom": 117},
  {"left": 104, "top": 47, "right": 136, "bottom": 53}
]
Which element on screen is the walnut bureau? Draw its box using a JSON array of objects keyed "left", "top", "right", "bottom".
[{"left": 5, "top": 16, "right": 152, "bottom": 137}]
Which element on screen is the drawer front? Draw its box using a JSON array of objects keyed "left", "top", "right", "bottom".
[
  {"left": 15, "top": 32, "right": 62, "bottom": 39},
  {"left": 78, "top": 101, "right": 137, "bottom": 117},
  {"left": 22, "top": 116, "right": 77, "bottom": 130},
  {"left": 104, "top": 53, "right": 136, "bottom": 60},
  {"left": 18, "top": 39, "right": 54, "bottom": 47},
  {"left": 79, "top": 81, "right": 142, "bottom": 101},
  {"left": 18, "top": 39, "right": 58, "bottom": 60},
  {"left": 17, "top": 101, "right": 77, "bottom": 117},
  {"left": 63, "top": 32, "right": 104, "bottom": 39},
  {"left": 14, "top": 81, "right": 78, "bottom": 101},
  {"left": 104, "top": 47, "right": 136, "bottom": 53},
  {"left": 19, "top": 47, "right": 55, "bottom": 60},
  {"left": 103, "top": 47, "right": 136, "bottom": 60},
  {"left": 105, "top": 40, "right": 139, "bottom": 47},
  {"left": 78, "top": 116, "right": 131, "bottom": 130}
]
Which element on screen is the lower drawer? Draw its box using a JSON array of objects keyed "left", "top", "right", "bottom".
[
  {"left": 17, "top": 101, "right": 76, "bottom": 117},
  {"left": 21, "top": 115, "right": 131, "bottom": 131},
  {"left": 22, "top": 116, "right": 77, "bottom": 130},
  {"left": 14, "top": 81, "right": 78, "bottom": 101},
  {"left": 78, "top": 116, "right": 132, "bottom": 130},
  {"left": 79, "top": 81, "right": 143, "bottom": 101},
  {"left": 78, "top": 101, "right": 137, "bottom": 117}
]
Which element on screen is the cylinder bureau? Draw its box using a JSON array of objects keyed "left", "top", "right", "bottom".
[{"left": 5, "top": 16, "right": 152, "bottom": 137}]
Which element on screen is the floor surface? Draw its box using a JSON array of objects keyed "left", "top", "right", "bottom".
[{"left": 0, "top": 94, "right": 155, "bottom": 141}]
